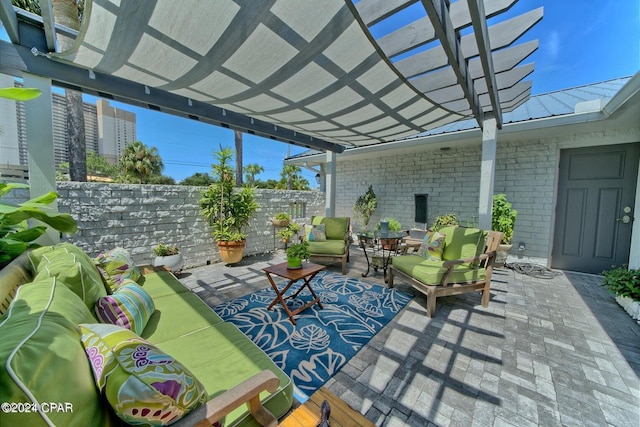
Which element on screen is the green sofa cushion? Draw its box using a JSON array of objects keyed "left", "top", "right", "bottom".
[
  {"left": 0, "top": 278, "right": 110, "bottom": 427},
  {"left": 33, "top": 248, "right": 107, "bottom": 309},
  {"left": 392, "top": 255, "right": 485, "bottom": 285},
  {"left": 27, "top": 242, "right": 91, "bottom": 272},
  {"left": 155, "top": 323, "right": 293, "bottom": 427},
  {"left": 141, "top": 291, "right": 224, "bottom": 343},
  {"left": 308, "top": 240, "right": 346, "bottom": 255},
  {"left": 439, "top": 227, "right": 486, "bottom": 261},
  {"left": 311, "top": 216, "right": 349, "bottom": 241},
  {"left": 137, "top": 271, "right": 191, "bottom": 297}
]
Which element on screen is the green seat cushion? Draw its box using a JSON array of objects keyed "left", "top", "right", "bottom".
[
  {"left": 155, "top": 323, "right": 293, "bottom": 427},
  {"left": 0, "top": 278, "right": 110, "bottom": 427},
  {"left": 33, "top": 247, "right": 107, "bottom": 309},
  {"left": 308, "top": 240, "right": 346, "bottom": 255},
  {"left": 141, "top": 292, "right": 224, "bottom": 343},
  {"left": 439, "top": 227, "right": 486, "bottom": 261},
  {"left": 311, "top": 216, "right": 349, "bottom": 240},
  {"left": 137, "top": 271, "right": 191, "bottom": 298},
  {"left": 392, "top": 255, "right": 485, "bottom": 285},
  {"left": 27, "top": 242, "right": 91, "bottom": 272}
]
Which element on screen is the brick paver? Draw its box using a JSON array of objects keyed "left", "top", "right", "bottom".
[{"left": 178, "top": 245, "right": 640, "bottom": 426}]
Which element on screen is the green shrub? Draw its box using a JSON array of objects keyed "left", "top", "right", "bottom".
[
  {"left": 377, "top": 218, "right": 401, "bottom": 231},
  {"left": 432, "top": 213, "right": 459, "bottom": 231},
  {"left": 601, "top": 266, "right": 640, "bottom": 301}
]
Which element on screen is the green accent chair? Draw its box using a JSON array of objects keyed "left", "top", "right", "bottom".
[
  {"left": 308, "top": 216, "right": 351, "bottom": 275},
  {"left": 389, "top": 227, "right": 502, "bottom": 317}
]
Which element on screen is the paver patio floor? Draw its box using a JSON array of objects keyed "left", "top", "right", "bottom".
[{"left": 177, "top": 245, "right": 640, "bottom": 427}]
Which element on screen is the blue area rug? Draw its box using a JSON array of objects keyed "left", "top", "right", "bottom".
[{"left": 214, "top": 270, "right": 412, "bottom": 399}]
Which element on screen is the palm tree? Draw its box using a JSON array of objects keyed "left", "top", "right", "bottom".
[
  {"left": 234, "top": 130, "right": 243, "bottom": 187},
  {"left": 243, "top": 163, "right": 264, "bottom": 187},
  {"left": 119, "top": 141, "right": 164, "bottom": 183},
  {"left": 51, "top": 0, "right": 87, "bottom": 182},
  {"left": 281, "top": 164, "right": 301, "bottom": 190}
]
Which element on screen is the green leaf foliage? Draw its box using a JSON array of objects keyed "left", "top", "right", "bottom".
[
  {"left": 0, "top": 87, "right": 42, "bottom": 101},
  {"left": 432, "top": 213, "right": 459, "bottom": 231},
  {"left": 491, "top": 194, "right": 517, "bottom": 244},
  {"left": 601, "top": 266, "right": 640, "bottom": 301},
  {"left": 0, "top": 183, "right": 78, "bottom": 268},
  {"left": 354, "top": 185, "right": 377, "bottom": 228}
]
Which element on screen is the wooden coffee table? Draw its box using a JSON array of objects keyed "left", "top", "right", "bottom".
[{"left": 263, "top": 262, "right": 325, "bottom": 325}]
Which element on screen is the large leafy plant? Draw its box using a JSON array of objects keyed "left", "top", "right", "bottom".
[
  {"left": 601, "top": 266, "right": 640, "bottom": 301},
  {"left": 199, "top": 146, "right": 258, "bottom": 242},
  {"left": 354, "top": 185, "right": 377, "bottom": 229},
  {"left": 1, "top": 183, "right": 78, "bottom": 268},
  {"left": 492, "top": 194, "right": 518, "bottom": 244}
]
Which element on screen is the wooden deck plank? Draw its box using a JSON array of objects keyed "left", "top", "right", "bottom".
[{"left": 279, "top": 387, "right": 374, "bottom": 427}]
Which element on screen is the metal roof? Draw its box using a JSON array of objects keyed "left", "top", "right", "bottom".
[{"left": 287, "top": 76, "right": 634, "bottom": 159}]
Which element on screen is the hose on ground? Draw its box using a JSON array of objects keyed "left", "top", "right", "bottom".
[{"left": 505, "top": 262, "right": 561, "bottom": 279}]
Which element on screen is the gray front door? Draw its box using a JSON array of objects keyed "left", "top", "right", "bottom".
[{"left": 552, "top": 143, "right": 639, "bottom": 274}]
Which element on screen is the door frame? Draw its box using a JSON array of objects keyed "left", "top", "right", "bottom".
[{"left": 549, "top": 141, "right": 640, "bottom": 271}]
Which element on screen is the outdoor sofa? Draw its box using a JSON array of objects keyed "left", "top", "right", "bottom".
[
  {"left": 389, "top": 226, "right": 502, "bottom": 317},
  {"left": 307, "top": 216, "right": 350, "bottom": 274},
  {"left": 0, "top": 243, "right": 292, "bottom": 427}
]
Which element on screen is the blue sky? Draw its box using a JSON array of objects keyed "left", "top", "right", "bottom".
[{"left": 4, "top": 0, "right": 639, "bottom": 184}]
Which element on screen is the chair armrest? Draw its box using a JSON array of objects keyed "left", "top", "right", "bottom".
[
  {"left": 442, "top": 252, "right": 493, "bottom": 268},
  {"left": 173, "top": 370, "right": 281, "bottom": 427}
]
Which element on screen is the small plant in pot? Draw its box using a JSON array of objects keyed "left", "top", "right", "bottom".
[
  {"left": 272, "top": 212, "right": 290, "bottom": 227},
  {"left": 276, "top": 222, "right": 301, "bottom": 243},
  {"left": 376, "top": 218, "right": 402, "bottom": 250},
  {"left": 152, "top": 243, "right": 184, "bottom": 272},
  {"left": 286, "top": 241, "right": 310, "bottom": 269},
  {"left": 601, "top": 265, "right": 640, "bottom": 321},
  {"left": 491, "top": 194, "right": 518, "bottom": 267}
]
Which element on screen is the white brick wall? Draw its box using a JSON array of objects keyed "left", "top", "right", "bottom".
[{"left": 55, "top": 182, "right": 325, "bottom": 268}]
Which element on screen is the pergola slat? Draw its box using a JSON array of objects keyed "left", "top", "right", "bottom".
[{"left": 355, "top": 0, "right": 418, "bottom": 26}]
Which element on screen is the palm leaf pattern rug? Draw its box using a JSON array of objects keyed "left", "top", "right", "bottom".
[{"left": 214, "top": 271, "right": 412, "bottom": 399}]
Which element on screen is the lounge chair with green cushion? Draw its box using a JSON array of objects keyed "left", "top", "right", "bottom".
[
  {"left": 308, "top": 216, "right": 351, "bottom": 274},
  {"left": 389, "top": 226, "right": 502, "bottom": 317}
]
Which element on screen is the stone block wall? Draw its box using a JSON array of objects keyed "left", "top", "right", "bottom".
[
  {"left": 335, "top": 138, "right": 557, "bottom": 263},
  {"left": 55, "top": 182, "right": 325, "bottom": 268}
]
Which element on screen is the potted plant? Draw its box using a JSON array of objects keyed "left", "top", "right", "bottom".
[
  {"left": 286, "top": 241, "right": 310, "bottom": 269},
  {"left": 199, "top": 145, "right": 259, "bottom": 265},
  {"left": 376, "top": 218, "right": 402, "bottom": 250},
  {"left": 152, "top": 243, "right": 184, "bottom": 272},
  {"left": 432, "top": 213, "right": 459, "bottom": 231},
  {"left": 354, "top": 185, "right": 377, "bottom": 230},
  {"left": 272, "top": 212, "right": 290, "bottom": 227},
  {"left": 601, "top": 265, "right": 640, "bottom": 321},
  {"left": 276, "top": 222, "right": 301, "bottom": 243},
  {"left": 491, "top": 194, "right": 518, "bottom": 267}
]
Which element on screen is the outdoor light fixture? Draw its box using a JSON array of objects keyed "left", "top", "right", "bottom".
[
  {"left": 315, "top": 173, "right": 321, "bottom": 184},
  {"left": 518, "top": 242, "right": 526, "bottom": 251}
]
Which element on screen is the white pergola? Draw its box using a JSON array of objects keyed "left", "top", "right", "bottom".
[{"left": 0, "top": 0, "right": 541, "bottom": 225}]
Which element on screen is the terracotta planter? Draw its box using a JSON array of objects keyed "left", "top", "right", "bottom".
[
  {"left": 217, "top": 240, "right": 246, "bottom": 264},
  {"left": 272, "top": 219, "right": 290, "bottom": 227},
  {"left": 494, "top": 243, "right": 512, "bottom": 267},
  {"left": 153, "top": 253, "right": 184, "bottom": 272}
]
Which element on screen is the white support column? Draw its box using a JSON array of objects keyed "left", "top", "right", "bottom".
[
  {"left": 325, "top": 151, "right": 336, "bottom": 217},
  {"left": 478, "top": 115, "right": 497, "bottom": 230},
  {"left": 23, "top": 73, "right": 59, "bottom": 244}
]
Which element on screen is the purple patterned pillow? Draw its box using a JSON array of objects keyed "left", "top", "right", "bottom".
[
  {"left": 94, "top": 281, "right": 155, "bottom": 335},
  {"left": 94, "top": 247, "right": 141, "bottom": 293}
]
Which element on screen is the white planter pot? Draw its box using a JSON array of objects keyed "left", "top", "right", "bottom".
[
  {"left": 494, "top": 244, "right": 512, "bottom": 267},
  {"left": 615, "top": 294, "right": 640, "bottom": 323},
  {"left": 153, "top": 253, "right": 184, "bottom": 272}
]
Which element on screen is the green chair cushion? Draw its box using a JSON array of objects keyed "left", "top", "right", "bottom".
[
  {"left": 439, "top": 227, "right": 486, "bottom": 261},
  {"left": 308, "top": 240, "right": 346, "bottom": 255},
  {"left": 137, "top": 271, "right": 191, "bottom": 298},
  {"left": 155, "top": 323, "right": 293, "bottom": 427},
  {"left": 392, "top": 255, "right": 485, "bottom": 285},
  {"left": 141, "top": 292, "right": 224, "bottom": 343},
  {"left": 311, "top": 216, "right": 349, "bottom": 241},
  {"left": 0, "top": 278, "right": 110, "bottom": 427}
]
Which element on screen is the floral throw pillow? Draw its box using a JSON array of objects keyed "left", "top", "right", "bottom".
[
  {"left": 78, "top": 323, "right": 208, "bottom": 426},
  {"left": 418, "top": 231, "right": 446, "bottom": 261},
  {"left": 307, "top": 223, "right": 327, "bottom": 242},
  {"left": 94, "top": 281, "right": 155, "bottom": 335},
  {"left": 94, "top": 247, "right": 141, "bottom": 294}
]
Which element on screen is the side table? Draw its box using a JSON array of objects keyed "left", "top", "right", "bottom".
[
  {"left": 356, "top": 230, "right": 407, "bottom": 283},
  {"left": 262, "top": 262, "right": 325, "bottom": 325}
]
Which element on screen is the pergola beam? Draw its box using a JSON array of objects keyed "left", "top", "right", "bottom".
[
  {"left": 467, "top": 0, "right": 502, "bottom": 128},
  {"left": 355, "top": 0, "right": 418, "bottom": 26},
  {"left": 422, "top": 0, "right": 484, "bottom": 127},
  {"left": 0, "top": 0, "right": 18, "bottom": 43}
]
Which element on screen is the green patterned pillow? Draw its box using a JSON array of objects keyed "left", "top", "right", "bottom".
[
  {"left": 79, "top": 323, "right": 208, "bottom": 426},
  {"left": 94, "top": 247, "right": 141, "bottom": 294},
  {"left": 94, "top": 280, "right": 155, "bottom": 335},
  {"left": 418, "top": 231, "right": 446, "bottom": 261}
]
